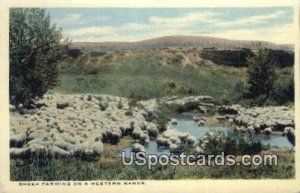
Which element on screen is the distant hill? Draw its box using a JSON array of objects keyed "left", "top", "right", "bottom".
[{"left": 70, "top": 35, "right": 294, "bottom": 52}]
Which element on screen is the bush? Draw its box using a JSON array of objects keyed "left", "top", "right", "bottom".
[
  {"left": 9, "top": 8, "right": 69, "bottom": 105},
  {"left": 199, "top": 130, "right": 263, "bottom": 156},
  {"left": 246, "top": 49, "right": 276, "bottom": 99},
  {"left": 271, "top": 68, "right": 294, "bottom": 104}
]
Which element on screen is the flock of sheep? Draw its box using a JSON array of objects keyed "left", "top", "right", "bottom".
[
  {"left": 10, "top": 94, "right": 206, "bottom": 160},
  {"left": 10, "top": 94, "right": 295, "bottom": 161}
]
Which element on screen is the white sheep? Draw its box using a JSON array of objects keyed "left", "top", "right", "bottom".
[
  {"left": 283, "top": 127, "right": 295, "bottom": 146},
  {"left": 10, "top": 147, "right": 30, "bottom": 158},
  {"left": 197, "top": 120, "right": 205, "bottom": 126},
  {"left": 169, "top": 136, "right": 181, "bottom": 145},
  {"left": 169, "top": 143, "right": 180, "bottom": 153},
  {"left": 186, "top": 135, "right": 196, "bottom": 146},
  {"left": 132, "top": 143, "right": 146, "bottom": 154},
  {"left": 139, "top": 133, "right": 150, "bottom": 145},
  {"left": 170, "top": 118, "right": 178, "bottom": 125},
  {"left": 10, "top": 132, "right": 26, "bottom": 148},
  {"left": 156, "top": 137, "right": 171, "bottom": 148},
  {"left": 263, "top": 127, "right": 272, "bottom": 135}
]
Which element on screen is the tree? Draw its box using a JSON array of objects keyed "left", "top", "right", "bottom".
[
  {"left": 9, "top": 8, "right": 69, "bottom": 105},
  {"left": 246, "top": 49, "right": 276, "bottom": 99}
]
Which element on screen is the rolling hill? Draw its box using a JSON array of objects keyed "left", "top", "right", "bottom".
[{"left": 70, "top": 35, "right": 293, "bottom": 52}]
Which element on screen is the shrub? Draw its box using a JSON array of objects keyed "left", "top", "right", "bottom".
[
  {"left": 198, "top": 130, "right": 263, "bottom": 156},
  {"left": 271, "top": 68, "right": 294, "bottom": 104},
  {"left": 9, "top": 8, "right": 69, "bottom": 105},
  {"left": 246, "top": 49, "right": 276, "bottom": 99}
]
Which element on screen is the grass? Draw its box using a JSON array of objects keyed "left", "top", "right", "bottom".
[
  {"left": 10, "top": 149, "right": 294, "bottom": 181},
  {"left": 54, "top": 59, "right": 246, "bottom": 102}
]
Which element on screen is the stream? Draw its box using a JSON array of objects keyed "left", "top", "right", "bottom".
[{"left": 122, "top": 115, "right": 293, "bottom": 156}]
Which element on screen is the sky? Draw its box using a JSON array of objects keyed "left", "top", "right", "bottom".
[{"left": 47, "top": 7, "right": 294, "bottom": 44}]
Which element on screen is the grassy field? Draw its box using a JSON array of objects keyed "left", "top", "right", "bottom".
[
  {"left": 11, "top": 149, "right": 294, "bottom": 180},
  {"left": 54, "top": 55, "right": 247, "bottom": 103}
]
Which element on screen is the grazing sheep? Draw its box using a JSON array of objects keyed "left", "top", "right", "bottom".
[
  {"left": 10, "top": 132, "right": 26, "bottom": 148},
  {"left": 27, "top": 143, "right": 48, "bottom": 155},
  {"left": 186, "top": 135, "right": 196, "bottom": 146},
  {"left": 139, "top": 133, "right": 150, "bottom": 145},
  {"left": 110, "top": 130, "right": 121, "bottom": 145},
  {"left": 193, "top": 116, "right": 200, "bottom": 122},
  {"left": 147, "top": 125, "right": 159, "bottom": 138},
  {"left": 263, "top": 127, "right": 272, "bottom": 135},
  {"left": 102, "top": 129, "right": 114, "bottom": 143},
  {"left": 132, "top": 127, "right": 144, "bottom": 142},
  {"left": 91, "top": 141, "right": 104, "bottom": 157},
  {"left": 216, "top": 116, "right": 226, "bottom": 122},
  {"left": 283, "top": 127, "right": 295, "bottom": 146},
  {"left": 247, "top": 126, "right": 254, "bottom": 132},
  {"left": 51, "top": 146, "right": 71, "bottom": 158},
  {"left": 197, "top": 120, "right": 205, "bottom": 126},
  {"left": 157, "top": 137, "right": 171, "bottom": 148},
  {"left": 200, "top": 117, "right": 207, "bottom": 122},
  {"left": 74, "top": 141, "right": 103, "bottom": 160},
  {"left": 56, "top": 101, "right": 70, "bottom": 109},
  {"left": 170, "top": 118, "right": 178, "bottom": 125},
  {"left": 132, "top": 143, "right": 146, "bottom": 154},
  {"left": 177, "top": 133, "right": 189, "bottom": 143},
  {"left": 169, "top": 143, "right": 180, "bottom": 154},
  {"left": 54, "top": 138, "right": 74, "bottom": 152},
  {"left": 169, "top": 136, "right": 181, "bottom": 145},
  {"left": 61, "top": 132, "right": 76, "bottom": 145},
  {"left": 10, "top": 147, "right": 30, "bottom": 158}
]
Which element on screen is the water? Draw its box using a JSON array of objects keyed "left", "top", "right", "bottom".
[
  {"left": 121, "top": 115, "right": 293, "bottom": 156},
  {"left": 169, "top": 117, "right": 293, "bottom": 149}
]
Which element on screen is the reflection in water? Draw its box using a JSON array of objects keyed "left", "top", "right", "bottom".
[{"left": 122, "top": 117, "right": 293, "bottom": 156}]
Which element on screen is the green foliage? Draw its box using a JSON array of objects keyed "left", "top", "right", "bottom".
[
  {"left": 200, "top": 48, "right": 253, "bottom": 67},
  {"left": 272, "top": 67, "right": 294, "bottom": 104},
  {"left": 246, "top": 49, "right": 276, "bottom": 99},
  {"left": 199, "top": 130, "right": 263, "bottom": 156},
  {"left": 9, "top": 8, "right": 69, "bottom": 104}
]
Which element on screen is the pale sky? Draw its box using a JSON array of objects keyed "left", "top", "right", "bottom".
[{"left": 47, "top": 7, "right": 294, "bottom": 44}]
